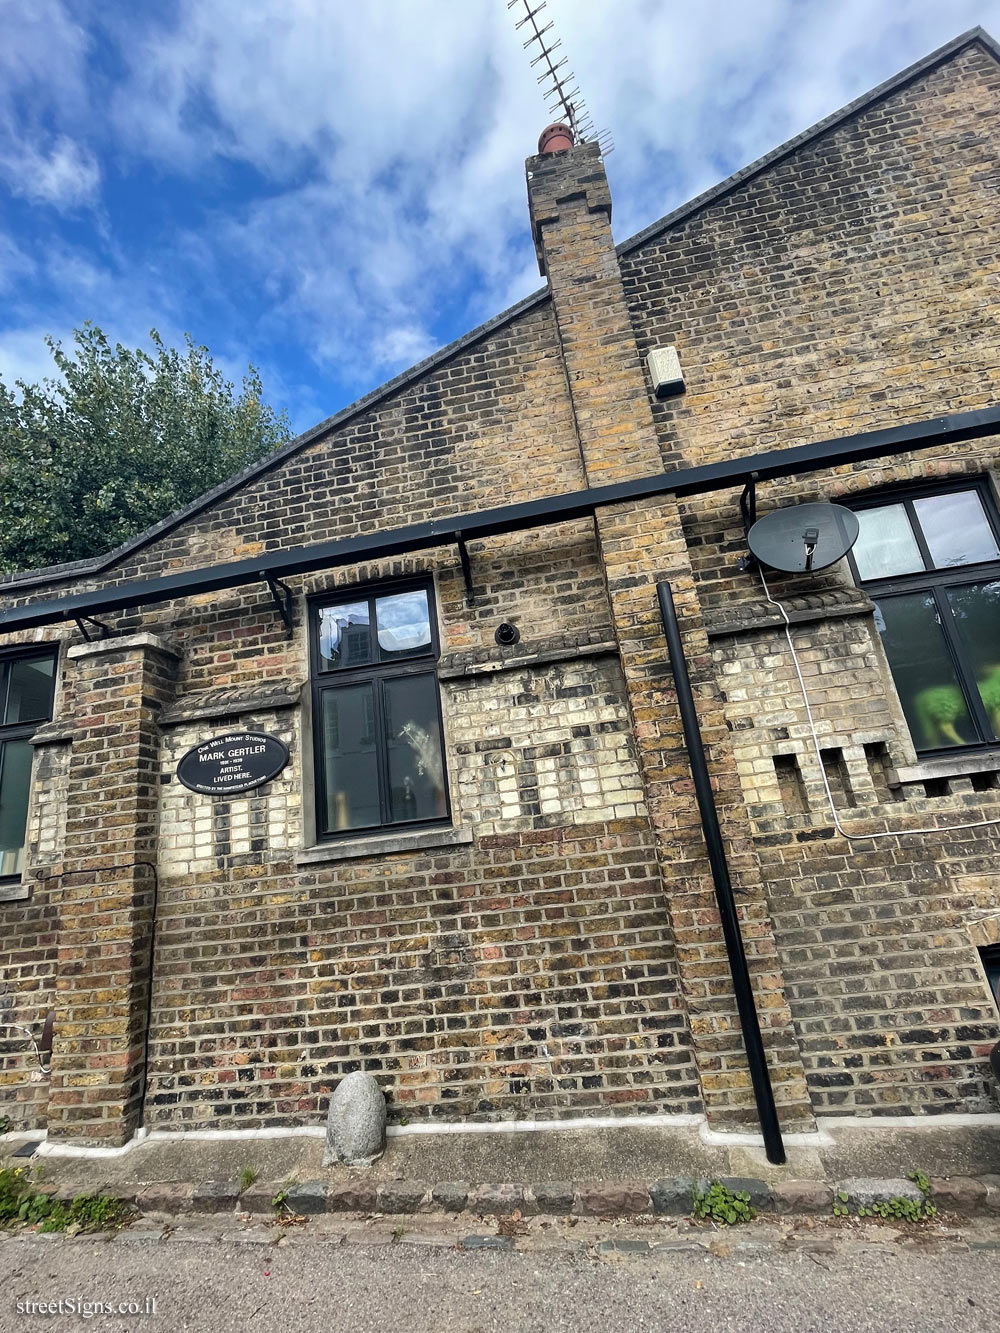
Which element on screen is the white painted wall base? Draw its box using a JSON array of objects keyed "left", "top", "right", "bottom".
[{"left": 15, "top": 1108, "right": 999, "bottom": 1159}]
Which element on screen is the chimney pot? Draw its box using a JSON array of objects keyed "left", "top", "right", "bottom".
[{"left": 538, "top": 123, "right": 574, "bottom": 155}]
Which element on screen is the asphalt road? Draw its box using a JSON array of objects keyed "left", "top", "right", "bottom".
[{"left": 2, "top": 1233, "right": 998, "bottom": 1333}]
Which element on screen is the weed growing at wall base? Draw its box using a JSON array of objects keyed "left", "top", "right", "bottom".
[
  {"left": 0, "top": 1167, "right": 134, "bottom": 1233},
  {"left": 692, "top": 1181, "right": 755, "bottom": 1226},
  {"left": 833, "top": 1172, "right": 938, "bottom": 1222}
]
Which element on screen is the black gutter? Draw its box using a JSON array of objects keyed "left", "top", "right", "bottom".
[
  {"left": 657, "top": 582, "right": 786, "bottom": 1165},
  {"left": 1, "top": 405, "right": 998, "bottom": 634}
]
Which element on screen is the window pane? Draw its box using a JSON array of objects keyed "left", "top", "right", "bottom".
[
  {"left": 317, "top": 601, "right": 371, "bottom": 671},
  {"left": 983, "top": 948, "right": 1000, "bottom": 1014},
  {"left": 853, "top": 504, "right": 924, "bottom": 580},
  {"left": 874, "top": 594, "right": 976, "bottom": 749},
  {"left": 914, "top": 492, "right": 1000, "bottom": 569},
  {"left": 3, "top": 656, "right": 55, "bottom": 725},
  {"left": 320, "top": 684, "right": 381, "bottom": 831},
  {"left": 384, "top": 674, "right": 447, "bottom": 823},
  {"left": 376, "top": 589, "right": 432, "bottom": 661},
  {"left": 946, "top": 581, "right": 1000, "bottom": 740},
  {"left": 0, "top": 740, "right": 32, "bottom": 877}
]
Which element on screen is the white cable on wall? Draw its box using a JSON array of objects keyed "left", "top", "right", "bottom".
[
  {"left": 1, "top": 1021, "right": 50, "bottom": 1074},
  {"left": 757, "top": 566, "right": 1000, "bottom": 841}
]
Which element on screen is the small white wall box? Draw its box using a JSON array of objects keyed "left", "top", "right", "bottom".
[{"left": 646, "top": 345, "right": 686, "bottom": 399}]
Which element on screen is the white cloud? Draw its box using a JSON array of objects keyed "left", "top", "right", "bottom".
[
  {"left": 98, "top": 0, "right": 546, "bottom": 380},
  {"left": 371, "top": 324, "right": 439, "bottom": 370},
  {"left": 4, "top": 0, "right": 1000, "bottom": 417},
  {"left": 96, "top": 0, "right": 1000, "bottom": 386},
  {"left": 0, "top": 1, "right": 99, "bottom": 210},
  {"left": 548, "top": 0, "right": 1000, "bottom": 240},
  {"left": 2, "top": 136, "right": 101, "bottom": 210}
]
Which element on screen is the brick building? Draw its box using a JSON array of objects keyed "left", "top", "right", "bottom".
[{"left": 2, "top": 28, "right": 1000, "bottom": 1148}]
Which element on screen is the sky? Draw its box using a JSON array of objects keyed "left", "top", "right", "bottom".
[{"left": 2, "top": 0, "right": 1000, "bottom": 436}]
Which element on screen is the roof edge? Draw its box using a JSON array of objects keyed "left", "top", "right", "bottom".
[{"left": 617, "top": 26, "right": 999, "bottom": 258}]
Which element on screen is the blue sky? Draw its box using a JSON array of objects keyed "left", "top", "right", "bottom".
[{"left": 2, "top": 0, "right": 1000, "bottom": 435}]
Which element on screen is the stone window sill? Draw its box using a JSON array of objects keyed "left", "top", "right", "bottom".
[
  {"left": 296, "top": 825, "right": 474, "bottom": 866},
  {"left": 888, "top": 749, "right": 1000, "bottom": 787},
  {"left": 0, "top": 881, "right": 30, "bottom": 903}
]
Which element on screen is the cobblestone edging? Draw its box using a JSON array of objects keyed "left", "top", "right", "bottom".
[{"left": 119, "top": 1174, "right": 1000, "bottom": 1221}]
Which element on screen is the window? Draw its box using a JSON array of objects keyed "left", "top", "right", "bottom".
[
  {"left": 982, "top": 945, "right": 1000, "bottom": 1016},
  {"left": 848, "top": 481, "right": 1000, "bottom": 754},
  {"left": 0, "top": 650, "right": 56, "bottom": 880},
  {"left": 309, "top": 581, "right": 450, "bottom": 838}
]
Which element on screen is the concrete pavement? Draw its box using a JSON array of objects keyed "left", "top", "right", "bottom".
[{"left": 3, "top": 1211, "right": 1000, "bottom": 1332}]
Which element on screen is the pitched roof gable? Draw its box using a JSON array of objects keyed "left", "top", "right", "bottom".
[{"left": 618, "top": 25, "right": 1000, "bottom": 258}]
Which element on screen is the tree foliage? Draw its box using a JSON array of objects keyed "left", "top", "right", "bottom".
[{"left": 0, "top": 324, "right": 292, "bottom": 573}]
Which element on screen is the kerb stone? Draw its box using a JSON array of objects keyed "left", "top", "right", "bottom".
[
  {"left": 772, "top": 1180, "right": 834, "bottom": 1214},
  {"left": 929, "top": 1176, "right": 988, "bottom": 1212},
  {"left": 432, "top": 1182, "right": 470, "bottom": 1213},
  {"left": 285, "top": 1180, "right": 328, "bottom": 1215},
  {"left": 838, "top": 1178, "right": 923, "bottom": 1208},
  {"left": 649, "top": 1177, "right": 696, "bottom": 1215},
  {"left": 376, "top": 1181, "right": 430, "bottom": 1214},
  {"left": 327, "top": 1181, "right": 378, "bottom": 1213},
  {"left": 575, "top": 1184, "right": 651, "bottom": 1217},
  {"left": 530, "top": 1181, "right": 575, "bottom": 1214},
  {"left": 191, "top": 1180, "right": 240, "bottom": 1214}
]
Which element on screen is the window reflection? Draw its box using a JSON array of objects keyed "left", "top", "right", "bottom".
[
  {"left": 947, "top": 582, "right": 1000, "bottom": 740},
  {"left": 852, "top": 486, "right": 1000, "bottom": 754},
  {"left": 376, "top": 590, "right": 431, "bottom": 660},
  {"left": 0, "top": 739, "right": 32, "bottom": 876},
  {"left": 874, "top": 594, "right": 974, "bottom": 749},
  {"left": 0, "top": 652, "right": 55, "bottom": 879},
  {"left": 318, "top": 601, "right": 371, "bottom": 670},
  {"left": 914, "top": 492, "right": 1000, "bottom": 569},
  {"left": 312, "top": 583, "right": 449, "bottom": 837},
  {"left": 384, "top": 674, "right": 447, "bottom": 822},
  {"left": 853, "top": 505, "right": 924, "bottom": 580},
  {"left": 321, "top": 684, "right": 380, "bottom": 831},
  {"left": 3, "top": 657, "right": 56, "bottom": 725}
]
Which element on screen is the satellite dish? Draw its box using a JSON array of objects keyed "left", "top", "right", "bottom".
[{"left": 747, "top": 502, "right": 859, "bottom": 574}]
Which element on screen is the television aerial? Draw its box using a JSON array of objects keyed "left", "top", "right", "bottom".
[
  {"left": 747, "top": 502, "right": 860, "bottom": 574},
  {"left": 508, "top": 0, "right": 613, "bottom": 155}
]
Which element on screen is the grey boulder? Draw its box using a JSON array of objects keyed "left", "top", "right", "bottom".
[{"left": 323, "top": 1071, "right": 386, "bottom": 1166}]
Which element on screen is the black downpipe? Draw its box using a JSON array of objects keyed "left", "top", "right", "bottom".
[{"left": 657, "top": 581, "right": 786, "bottom": 1165}]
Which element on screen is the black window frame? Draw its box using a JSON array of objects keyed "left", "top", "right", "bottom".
[
  {"left": 847, "top": 477, "right": 1000, "bottom": 757},
  {"left": 0, "top": 644, "right": 58, "bottom": 885},
  {"left": 981, "top": 944, "right": 1000, "bottom": 1016},
  {"left": 308, "top": 577, "right": 451, "bottom": 841}
]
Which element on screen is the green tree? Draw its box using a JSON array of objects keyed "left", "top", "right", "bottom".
[{"left": 0, "top": 324, "right": 292, "bottom": 573}]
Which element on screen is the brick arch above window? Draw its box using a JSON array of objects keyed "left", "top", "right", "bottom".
[{"left": 968, "top": 914, "right": 1000, "bottom": 951}]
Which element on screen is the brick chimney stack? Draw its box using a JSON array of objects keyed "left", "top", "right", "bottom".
[
  {"left": 527, "top": 135, "right": 612, "bottom": 280},
  {"left": 524, "top": 128, "right": 815, "bottom": 1135},
  {"left": 525, "top": 133, "right": 656, "bottom": 486}
]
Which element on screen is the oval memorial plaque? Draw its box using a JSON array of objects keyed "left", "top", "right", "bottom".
[{"left": 176, "top": 732, "right": 289, "bottom": 796}]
